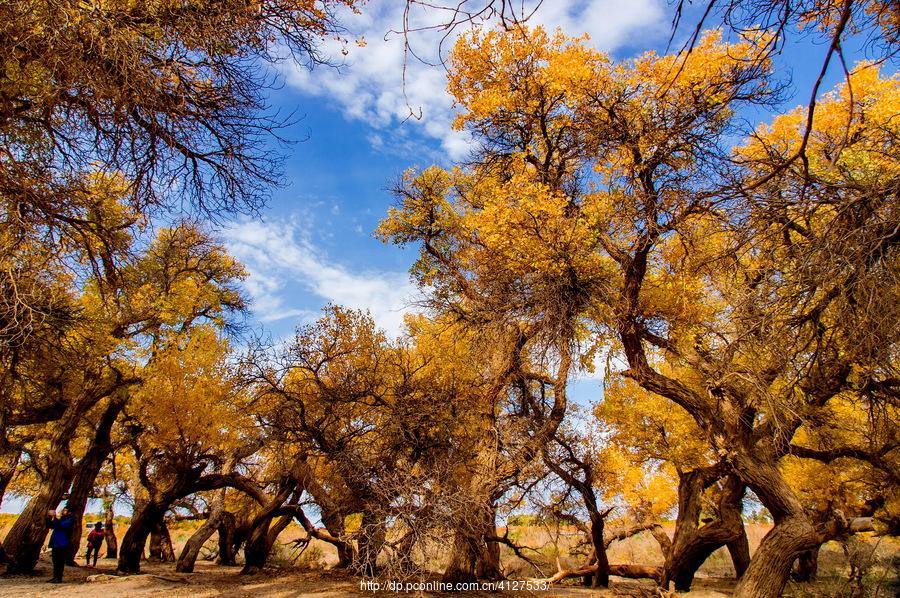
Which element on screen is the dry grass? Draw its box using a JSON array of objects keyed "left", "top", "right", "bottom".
[{"left": 1, "top": 515, "right": 897, "bottom": 596}]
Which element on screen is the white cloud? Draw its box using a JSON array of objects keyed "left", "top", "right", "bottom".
[
  {"left": 224, "top": 218, "right": 418, "bottom": 337},
  {"left": 529, "top": 0, "right": 666, "bottom": 51},
  {"left": 281, "top": 1, "right": 666, "bottom": 159}
]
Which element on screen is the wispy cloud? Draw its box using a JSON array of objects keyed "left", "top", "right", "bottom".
[
  {"left": 280, "top": 1, "right": 666, "bottom": 159},
  {"left": 224, "top": 218, "right": 418, "bottom": 337}
]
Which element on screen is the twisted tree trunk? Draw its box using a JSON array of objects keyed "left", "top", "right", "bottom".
[
  {"left": 442, "top": 502, "right": 499, "bottom": 583},
  {"left": 216, "top": 511, "right": 238, "bottom": 565},
  {"left": 293, "top": 505, "right": 356, "bottom": 568},
  {"left": 663, "top": 470, "right": 746, "bottom": 591},
  {"left": 727, "top": 524, "right": 751, "bottom": 578},
  {"left": 118, "top": 470, "right": 266, "bottom": 574},
  {"left": 118, "top": 499, "right": 169, "bottom": 573},
  {"left": 1, "top": 412, "right": 78, "bottom": 573},
  {"left": 176, "top": 490, "right": 226, "bottom": 572},
  {"left": 322, "top": 509, "right": 353, "bottom": 568},
  {"left": 242, "top": 508, "right": 295, "bottom": 573},
  {"left": 732, "top": 457, "right": 822, "bottom": 598},
  {"left": 148, "top": 520, "right": 175, "bottom": 561},
  {"left": 65, "top": 396, "right": 125, "bottom": 564}
]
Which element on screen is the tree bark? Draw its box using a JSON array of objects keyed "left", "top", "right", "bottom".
[
  {"left": 241, "top": 492, "right": 297, "bottom": 574},
  {"left": 65, "top": 397, "right": 125, "bottom": 564},
  {"left": 663, "top": 470, "right": 746, "bottom": 591},
  {"left": 727, "top": 523, "right": 751, "bottom": 578},
  {"left": 355, "top": 511, "right": 385, "bottom": 576},
  {"left": 242, "top": 516, "right": 274, "bottom": 573},
  {"left": 238, "top": 454, "right": 309, "bottom": 574},
  {"left": 148, "top": 519, "right": 175, "bottom": 562},
  {"left": 216, "top": 511, "right": 238, "bottom": 565},
  {"left": 1, "top": 431, "right": 75, "bottom": 573},
  {"left": 242, "top": 508, "right": 295, "bottom": 572},
  {"left": 474, "top": 504, "right": 502, "bottom": 580},
  {"left": 0, "top": 444, "right": 20, "bottom": 516},
  {"left": 732, "top": 456, "right": 822, "bottom": 598},
  {"left": 104, "top": 497, "right": 118, "bottom": 559},
  {"left": 0, "top": 442, "right": 20, "bottom": 564},
  {"left": 293, "top": 505, "right": 356, "bottom": 567},
  {"left": 322, "top": 509, "right": 353, "bottom": 568},
  {"left": 176, "top": 490, "right": 225, "bottom": 573},
  {"left": 590, "top": 510, "right": 611, "bottom": 588},
  {"left": 442, "top": 495, "right": 500, "bottom": 583},
  {"left": 118, "top": 500, "right": 168, "bottom": 573},
  {"left": 1, "top": 378, "right": 127, "bottom": 574},
  {"left": 118, "top": 470, "right": 266, "bottom": 574},
  {"left": 734, "top": 514, "right": 820, "bottom": 597},
  {"left": 443, "top": 527, "right": 478, "bottom": 584}
]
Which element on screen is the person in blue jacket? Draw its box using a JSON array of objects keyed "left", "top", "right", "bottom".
[{"left": 46, "top": 504, "right": 75, "bottom": 583}]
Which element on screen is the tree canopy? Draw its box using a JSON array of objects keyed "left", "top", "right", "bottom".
[{"left": 0, "top": 2, "right": 897, "bottom": 597}]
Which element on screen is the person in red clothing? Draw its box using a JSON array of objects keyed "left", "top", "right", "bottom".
[{"left": 85, "top": 521, "right": 105, "bottom": 567}]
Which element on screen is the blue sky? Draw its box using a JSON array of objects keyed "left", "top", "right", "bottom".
[
  {"left": 0, "top": 0, "right": 884, "bottom": 516},
  {"left": 219, "top": 0, "right": 878, "bottom": 401}
]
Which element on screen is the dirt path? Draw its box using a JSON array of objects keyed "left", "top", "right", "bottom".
[
  {"left": 0, "top": 558, "right": 363, "bottom": 598},
  {"left": 0, "top": 556, "right": 735, "bottom": 597}
]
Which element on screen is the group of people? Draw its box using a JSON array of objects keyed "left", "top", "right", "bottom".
[{"left": 46, "top": 504, "right": 107, "bottom": 583}]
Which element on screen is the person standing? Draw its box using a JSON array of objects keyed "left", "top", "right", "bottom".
[
  {"left": 46, "top": 504, "right": 75, "bottom": 583},
  {"left": 85, "top": 521, "right": 105, "bottom": 567}
]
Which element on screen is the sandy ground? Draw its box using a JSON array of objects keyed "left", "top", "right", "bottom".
[{"left": 0, "top": 555, "right": 738, "bottom": 598}]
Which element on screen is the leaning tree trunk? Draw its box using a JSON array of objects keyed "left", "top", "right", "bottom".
[
  {"left": 589, "top": 510, "right": 611, "bottom": 588},
  {"left": 216, "top": 511, "right": 238, "bottom": 565},
  {"left": 245, "top": 507, "right": 299, "bottom": 574},
  {"left": 663, "top": 471, "right": 746, "bottom": 591},
  {"left": 727, "top": 523, "right": 751, "bottom": 578},
  {"left": 734, "top": 514, "right": 820, "bottom": 597},
  {"left": 732, "top": 457, "right": 822, "bottom": 598},
  {"left": 65, "top": 397, "right": 125, "bottom": 564},
  {"left": 241, "top": 511, "right": 293, "bottom": 573},
  {"left": 177, "top": 490, "right": 226, "bottom": 573},
  {"left": 241, "top": 495, "right": 294, "bottom": 574},
  {"left": 104, "top": 498, "right": 119, "bottom": 559},
  {"left": 1, "top": 370, "right": 130, "bottom": 572},
  {"left": 0, "top": 443, "right": 20, "bottom": 517},
  {"left": 241, "top": 492, "right": 295, "bottom": 574},
  {"left": 322, "top": 509, "right": 353, "bottom": 568},
  {"left": 266, "top": 512, "right": 294, "bottom": 558},
  {"left": 148, "top": 520, "right": 175, "bottom": 562},
  {"left": 0, "top": 442, "right": 20, "bottom": 564},
  {"left": 118, "top": 499, "right": 170, "bottom": 573},
  {"left": 119, "top": 469, "right": 264, "bottom": 574},
  {"left": 240, "top": 459, "right": 304, "bottom": 574},
  {"left": 1, "top": 430, "right": 76, "bottom": 573}
]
